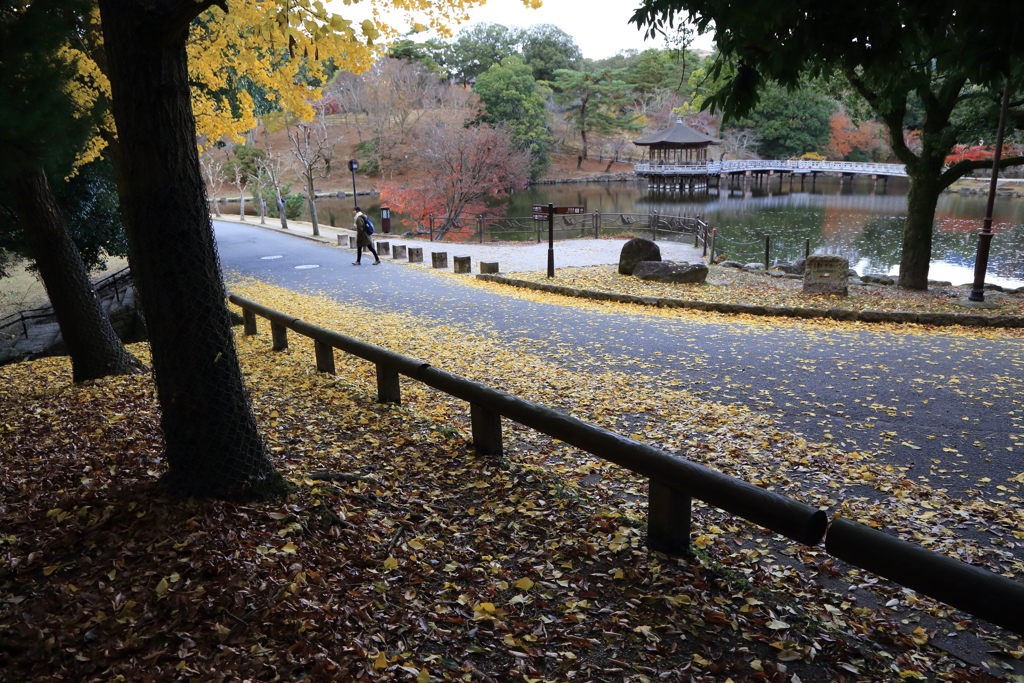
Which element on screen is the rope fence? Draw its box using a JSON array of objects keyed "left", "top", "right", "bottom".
[{"left": 230, "top": 293, "right": 1024, "bottom": 636}]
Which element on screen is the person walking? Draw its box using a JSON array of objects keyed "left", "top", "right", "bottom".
[{"left": 352, "top": 206, "right": 380, "bottom": 265}]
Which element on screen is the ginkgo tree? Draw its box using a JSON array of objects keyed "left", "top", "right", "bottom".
[{"left": 89, "top": 0, "right": 539, "bottom": 499}]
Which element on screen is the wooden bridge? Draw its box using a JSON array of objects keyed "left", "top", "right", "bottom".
[{"left": 635, "top": 159, "right": 908, "bottom": 191}]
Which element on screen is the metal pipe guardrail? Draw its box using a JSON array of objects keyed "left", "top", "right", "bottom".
[
  {"left": 229, "top": 294, "right": 826, "bottom": 552},
  {"left": 229, "top": 294, "right": 1024, "bottom": 636},
  {"left": 826, "top": 519, "right": 1024, "bottom": 635}
]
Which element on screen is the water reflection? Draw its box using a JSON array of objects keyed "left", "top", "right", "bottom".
[{"left": 291, "top": 176, "right": 1024, "bottom": 286}]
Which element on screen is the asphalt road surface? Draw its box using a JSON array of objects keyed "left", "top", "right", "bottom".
[{"left": 214, "top": 219, "right": 1024, "bottom": 507}]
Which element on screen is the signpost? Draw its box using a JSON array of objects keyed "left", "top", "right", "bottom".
[{"left": 533, "top": 205, "right": 585, "bottom": 278}]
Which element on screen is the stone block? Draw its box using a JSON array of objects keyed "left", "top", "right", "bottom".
[
  {"left": 408, "top": 247, "right": 423, "bottom": 263},
  {"left": 348, "top": 235, "right": 358, "bottom": 249},
  {"left": 431, "top": 251, "right": 448, "bottom": 269},
  {"left": 376, "top": 241, "right": 390, "bottom": 256},
  {"left": 619, "top": 237, "right": 661, "bottom": 275},
  {"left": 480, "top": 261, "right": 499, "bottom": 274},
  {"left": 453, "top": 255, "right": 471, "bottom": 274},
  {"left": 803, "top": 254, "right": 849, "bottom": 296},
  {"left": 392, "top": 244, "right": 407, "bottom": 259},
  {"left": 337, "top": 235, "right": 345, "bottom": 247}
]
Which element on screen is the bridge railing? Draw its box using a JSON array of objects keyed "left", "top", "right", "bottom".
[
  {"left": 635, "top": 160, "right": 908, "bottom": 177},
  {"left": 229, "top": 294, "right": 1024, "bottom": 636}
]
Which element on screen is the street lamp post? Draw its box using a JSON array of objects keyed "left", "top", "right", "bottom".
[
  {"left": 348, "top": 159, "right": 359, "bottom": 208},
  {"left": 966, "top": 77, "right": 1012, "bottom": 305}
]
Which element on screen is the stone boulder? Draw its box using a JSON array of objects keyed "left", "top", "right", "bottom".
[
  {"left": 619, "top": 238, "right": 662, "bottom": 275},
  {"left": 743, "top": 263, "right": 766, "bottom": 271},
  {"left": 772, "top": 262, "right": 802, "bottom": 274},
  {"left": 719, "top": 260, "right": 743, "bottom": 269},
  {"left": 861, "top": 274, "right": 895, "bottom": 285},
  {"left": 632, "top": 261, "right": 709, "bottom": 284}
]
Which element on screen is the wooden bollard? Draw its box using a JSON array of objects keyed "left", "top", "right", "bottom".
[
  {"left": 408, "top": 247, "right": 423, "bottom": 263},
  {"left": 314, "top": 341, "right": 335, "bottom": 374},
  {"left": 271, "top": 321, "right": 288, "bottom": 352},
  {"left": 242, "top": 308, "right": 258, "bottom": 335},
  {"left": 393, "top": 245, "right": 407, "bottom": 260},
  {"left": 471, "top": 403, "right": 502, "bottom": 456},
  {"left": 647, "top": 480, "right": 691, "bottom": 557},
  {"left": 480, "top": 261, "right": 499, "bottom": 274},
  {"left": 376, "top": 241, "right": 390, "bottom": 256},
  {"left": 453, "top": 255, "right": 471, "bottom": 274},
  {"left": 431, "top": 252, "right": 448, "bottom": 269}
]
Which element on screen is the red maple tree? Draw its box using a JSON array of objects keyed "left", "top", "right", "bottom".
[{"left": 382, "top": 123, "right": 530, "bottom": 238}]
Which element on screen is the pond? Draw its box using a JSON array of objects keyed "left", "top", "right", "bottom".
[{"left": 284, "top": 176, "right": 1024, "bottom": 287}]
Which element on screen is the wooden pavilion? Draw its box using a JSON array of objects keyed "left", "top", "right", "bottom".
[
  {"left": 633, "top": 119, "right": 722, "bottom": 165},
  {"left": 633, "top": 120, "right": 723, "bottom": 189}
]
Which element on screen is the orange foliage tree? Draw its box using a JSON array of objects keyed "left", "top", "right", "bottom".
[{"left": 827, "top": 112, "right": 884, "bottom": 162}]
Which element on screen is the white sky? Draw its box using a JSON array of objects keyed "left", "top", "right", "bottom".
[{"left": 334, "top": 0, "right": 714, "bottom": 61}]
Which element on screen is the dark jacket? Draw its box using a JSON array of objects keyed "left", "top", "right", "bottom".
[{"left": 355, "top": 213, "right": 373, "bottom": 247}]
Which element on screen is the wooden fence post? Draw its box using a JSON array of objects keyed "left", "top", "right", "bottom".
[
  {"left": 647, "top": 480, "right": 691, "bottom": 556},
  {"left": 376, "top": 363, "right": 401, "bottom": 404},
  {"left": 471, "top": 403, "right": 503, "bottom": 457},
  {"left": 271, "top": 321, "right": 288, "bottom": 351},
  {"left": 243, "top": 309, "right": 257, "bottom": 335},
  {"left": 315, "top": 341, "right": 335, "bottom": 374}
]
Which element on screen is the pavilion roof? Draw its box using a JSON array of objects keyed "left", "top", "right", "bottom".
[{"left": 633, "top": 120, "right": 722, "bottom": 147}]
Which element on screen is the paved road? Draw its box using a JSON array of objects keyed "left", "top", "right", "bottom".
[{"left": 214, "top": 219, "right": 1024, "bottom": 514}]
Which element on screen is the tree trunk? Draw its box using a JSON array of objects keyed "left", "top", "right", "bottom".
[
  {"left": 212, "top": 197, "right": 221, "bottom": 217},
  {"left": 306, "top": 173, "right": 320, "bottom": 236},
  {"left": 9, "top": 166, "right": 143, "bottom": 382},
  {"left": 898, "top": 162, "right": 944, "bottom": 290},
  {"left": 98, "top": 0, "right": 280, "bottom": 499},
  {"left": 239, "top": 189, "right": 246, "bottom": 221},
  {"left": 275, "top": 187, "right": 288, "bottom": 230}
]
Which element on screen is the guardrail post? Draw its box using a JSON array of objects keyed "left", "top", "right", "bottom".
[
  {"left": 376, "top": 363, "right": 401, "bottom": 404},
  {"left": 652, "top": 211, "right": 658, "bottom": 241},
  {"left": 243, "top": 308, "right": 257, "bottom": 335},
  {"left": 429, "top": 214, "right": 434, "bottom": 241},
  {"left": 471, "top": 403, "right": 503, "bottom": 457},
  {"left": 479, "top": 215, "right": 484, "bottom": 243},
  {"left": 647, "top": 480, "right": 690, "bottom": 556},
  {"left": 593, "top": 211, "right": 600, "bottom": 239},
  {"left": 315, "top": 341, "right": 335, "bottom": 374},
  {"left": 271, "top": 321, "right": 288, "bottom": 351}
]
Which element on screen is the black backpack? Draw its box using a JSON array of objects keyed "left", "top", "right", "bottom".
[{"left": 363, "top": 215, "right": 375, "bottom": 235}]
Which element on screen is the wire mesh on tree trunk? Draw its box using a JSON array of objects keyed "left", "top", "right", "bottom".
[{"left": 99, "top": 0, "right": 280, "bottom": 499}]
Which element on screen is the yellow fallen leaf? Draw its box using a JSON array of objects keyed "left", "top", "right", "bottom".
[
  {"left": 515, "top": 577, "right": 535, "bottom": 590},
  {"left": 281, "top": 542, "right": 298, "bottom": 554},
  {"left": 383, "top": 557, "right": 399, "bottom": 571},
  {"left": 766, "top": 619, "right": 790, "bottom": 630},
  {"left": 155, "top": 577, "right": 169, "bottom": 597},
  {"left": 373, "top": 652, "right": 388, "bottom": 669},
  {"left": 43, "top": 565, "right": 58, "bottom": 576}
]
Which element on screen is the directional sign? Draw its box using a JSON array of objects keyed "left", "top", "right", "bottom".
[{"left": 533, "top": 205, "right": 585, "bottom": 220}]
